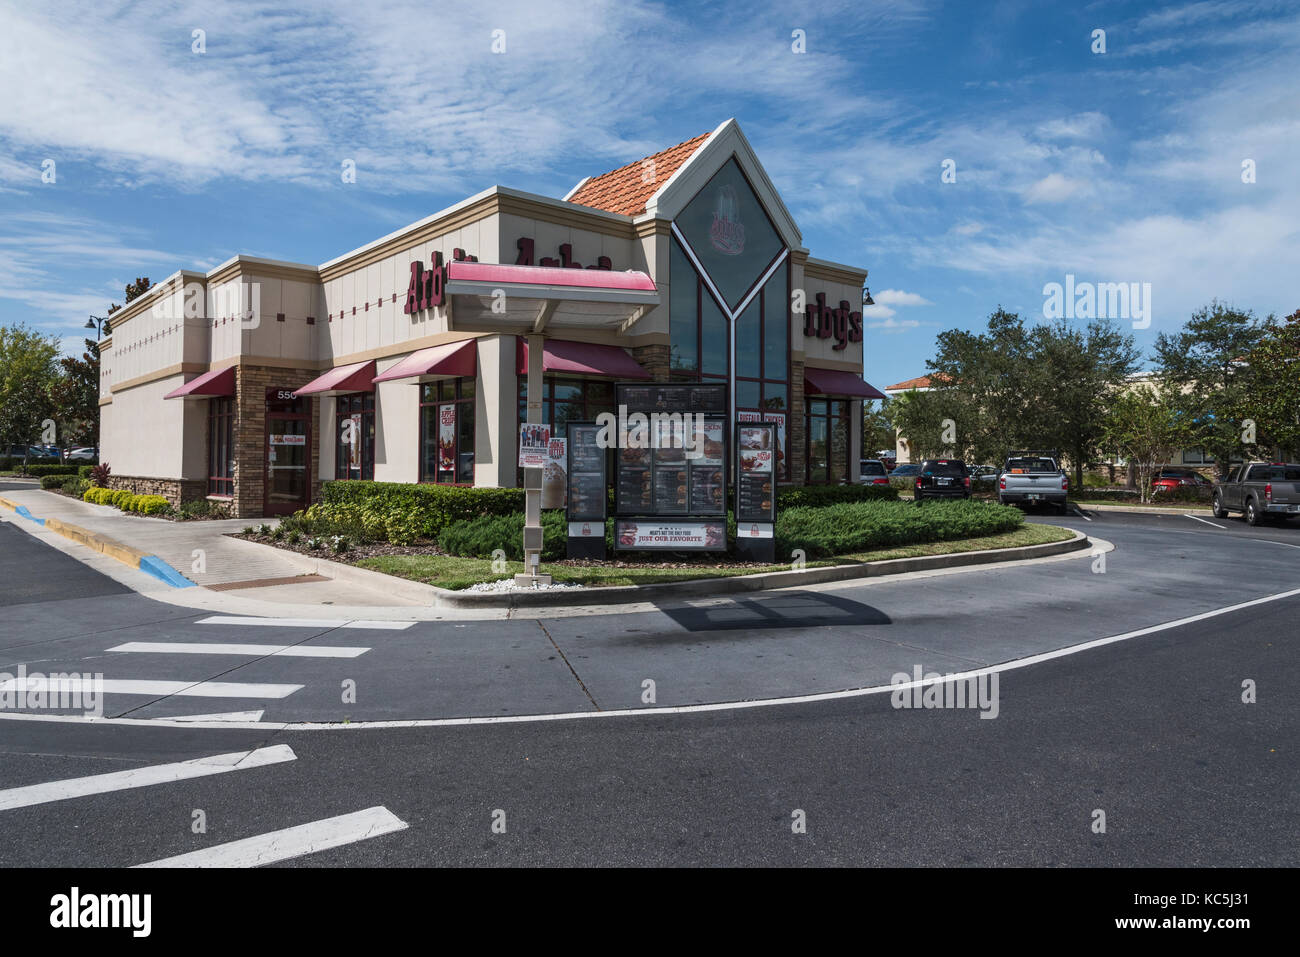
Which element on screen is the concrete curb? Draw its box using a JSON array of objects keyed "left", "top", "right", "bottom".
[
  {"left": 227, "top": 527, "right": 1092, "bottom": 609},
  {"left": 1072, "top": 502, "right": 1214, "bottom": 516},
  {"left": 0, "top": 496, "right": 195, "bottom": 587}
]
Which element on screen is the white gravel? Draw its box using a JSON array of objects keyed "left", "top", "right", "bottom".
[{"left": 465, "top": 579, "right": 583, "bottom": 593}]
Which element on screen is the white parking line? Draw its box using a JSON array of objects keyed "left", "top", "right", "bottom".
[
  {"left": 0, "top": 677, "right": 302, "bottom": 699},
  {"left": 1070, "top": 507, "right": 1093, "bottom": 521},
  {"left": 107, "top": 642, "right": 370, "bottom": 658},
  {"left": 196, "top": 616, "right": 413, "bottom": 631},
  {"left": 1184, "top": 514, "right": 1227, "bottom": 529},
  {"left": 0, "top": 745, "right": 295, "bottom": 811},
  {"left": 133, "top": 806, "right": 408, "bottom": 868}
]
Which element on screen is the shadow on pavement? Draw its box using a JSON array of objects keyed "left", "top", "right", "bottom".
[{"left": 655, "top": 590, "right": 891, "bottom": 633}]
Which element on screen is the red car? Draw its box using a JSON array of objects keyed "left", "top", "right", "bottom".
[{"left": 1151, "top": 468, "right": 1213, "bottom": 493}]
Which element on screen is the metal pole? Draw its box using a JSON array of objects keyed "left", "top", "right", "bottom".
[{"left": 516, "top": 333, "right": 552, "bottom": 587}]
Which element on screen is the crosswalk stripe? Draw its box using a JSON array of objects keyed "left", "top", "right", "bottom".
[
  {"left": 133, "top": 806, "right": 408, "bottom": 868},
  {"left": 107, "top": 641, "right": 370, "bottom": 658},
  {"left": 0, "top": 745, "right": 296, "bottom": 811},
  {"left": 0, "top": 677, "right": 302, "bottom": 699},
  {"left": 195, "top": 616, "right": 413, "bottom": 631},
  {"left": 151, "top": 710, "right": 265, "bottom": 723}
]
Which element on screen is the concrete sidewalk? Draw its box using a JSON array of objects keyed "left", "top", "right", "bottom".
[{"left": 0, "top": 487, "right": 417, "bottom": 608}]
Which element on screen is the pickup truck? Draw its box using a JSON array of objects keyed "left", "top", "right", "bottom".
[
  {"left": 1212, "top": 462, "right": 1300, "bottom": 525},
  {"left": 998, "top": 451, "right": 1069, "bottom": 513}
]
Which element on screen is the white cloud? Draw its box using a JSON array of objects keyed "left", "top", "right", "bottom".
[
  {"left": 870, "top": 288, "right": 933, "bottom": 307},
  {"left": 1022, "top": 173, "right": 1084, "bottom": 204}
]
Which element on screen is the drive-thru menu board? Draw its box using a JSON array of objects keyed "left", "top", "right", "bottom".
[
  {"left": 565, "top": 423, "right": 606, "bottom": 522},
  {"left": 736, "top": 423, "right": 777, "bottom": 523},
  {"left": 614, "top": 382, "right": 728, "bottom": 551}
]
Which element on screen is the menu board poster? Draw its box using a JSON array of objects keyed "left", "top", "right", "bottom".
[
  {"left": 614, "top": 519, "right": 727, "bottom": 551},
  {"left": 738, "top": 410, "right": 787, "bottom": 480},
  {"left": 736, "top": 422, "right": 777, "bottom": 523},
  {"left": 542, "top": 437, "right": 567, "bottom": 510},
  {"left": 518, "top": 422, "right": 551, "bottom": 468},
  {"left": 565, "top": 422, "right": 607, "bottom": 521}
]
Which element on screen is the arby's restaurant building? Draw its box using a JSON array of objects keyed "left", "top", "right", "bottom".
[{"left": 98, "top": 119, "right": 885, "bottom": 518}]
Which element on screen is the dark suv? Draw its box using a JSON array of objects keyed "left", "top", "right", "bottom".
[{"left": 914, "top": 459, "right": 971, "bottom": 502}]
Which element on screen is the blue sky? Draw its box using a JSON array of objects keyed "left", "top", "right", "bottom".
[{"left": 1, "top": 0, "right": 1297, "bottom": 390}]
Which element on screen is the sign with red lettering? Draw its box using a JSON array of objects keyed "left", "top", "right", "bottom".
[
  {"left": 515, "top": 237, "right": 612, "bottom": 271},
  {"left": 803, "top": 292, "right": 863, "bottom": 351}
]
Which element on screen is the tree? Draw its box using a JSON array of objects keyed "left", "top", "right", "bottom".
[
  {"left": 1238, "top": 308, "right": 1300, "bottom": 459},
  {"left": 886, "top": 387, "right": 963, "bottom": 461},
  {"left": 0, "top": 324, "right": 61, "bottom": 452},
  {"left": 1103, "top": 384, "right": 1191, "bottom": 502},
  {"left": 1153, "top": 301, "right": 1266, "bottom": 476},
  {"left": 862, "top": 400, "right": 895, "bottom": 458},
  {"left": 107, "top": 276, "right": 152, "bottom": 316},
  {"left": 49, "top": 338, "right": 101, "bottom": 449},
  {"left": 1030, "top": 318, "right": 1141, "bottom": 487}
]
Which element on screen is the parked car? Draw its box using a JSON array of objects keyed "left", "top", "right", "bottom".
[
  {"left": 3, "top": 445, "right": 48, "bottom": 461},
  {"left": 914, "top": 459, "right": 971, "bottom": 502},
  {"left": 64, "top": 447, "right": 97, "bottom": 461},
  {"left": 889, "top": 463, "right": 922, "bottom": 477},
  {"left": 1212, "top": 462, "right": 1300, "bottom": 525},
  {"left": 1151, "top": 468, "right": 1213, "bottom": 494},
  {"left": 858, "top": 459, "right": 891, "bottom": 485},
  {"left": 998, "top": 451, "right": 1069, "bottom": 513},
  {"left": 969, "top": 465, "right": 999, "bottom": 487}
]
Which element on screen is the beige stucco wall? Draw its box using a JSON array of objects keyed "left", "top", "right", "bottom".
[{"left": 100, "top": 373, "right": 206, "bottom": 479}]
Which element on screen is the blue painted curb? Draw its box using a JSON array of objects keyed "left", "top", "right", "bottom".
[
  {"left": 15, "top": 505, "right": 45, "bottom": 526},
  {"left": 139, "top": 555, "right": 197, "bottom": 588}
]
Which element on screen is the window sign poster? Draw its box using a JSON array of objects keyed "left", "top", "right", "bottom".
[
  {"left": 438, "top": 405, "right": 457, "bottom": 473},
  {"left": 614, "top": 519, "right": 726, "bottom": 551},
  {"left": 542, "top": 436, "right": 567, "bottom": 509},
  {"left": 348, "top": 413, "right": 362, "bottom": 471},
  {"left": 518, "top": 422, "right": 551, "bottom": 469}
]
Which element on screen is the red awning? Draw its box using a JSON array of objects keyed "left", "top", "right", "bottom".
[
  {"left": 372, "top": 339, "right": 478, "bottom": 383},
  {"left": 163, "top": 366, "right": 235, "bottom": 400},
  {"left": 294, "top": 360, "right": 376, "bottom": 396},
  {"left": 515, "top": 337, "right": 650, "bottom": 380},
  {"left": 804, "top": 368, "right": 887, "bottom": 400}
]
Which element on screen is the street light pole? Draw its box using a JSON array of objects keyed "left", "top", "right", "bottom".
[{"left": 85, "top": 315, "right": 109, "bottom": 338}]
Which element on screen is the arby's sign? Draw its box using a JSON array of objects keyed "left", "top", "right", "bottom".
[{"left": 804, "top": 291, "right": 863, "bottom": 351}]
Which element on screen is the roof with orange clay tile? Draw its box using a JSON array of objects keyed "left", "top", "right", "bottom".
[{"left": 566, "top": 132, "right": 711, "bottom": 216}]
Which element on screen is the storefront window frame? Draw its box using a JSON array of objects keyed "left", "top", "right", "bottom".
[
  {"left": 805, "top": 397, "right": 851, "bottom": 485},
  {"left": 419, "top": 377, "right": 476, "bottom": 485},
  {"left": 207, "top": 396, "right": 234, "bottom": 497},
  {"left": 334, "top": 392, "right": 375, "bottom": 481}
]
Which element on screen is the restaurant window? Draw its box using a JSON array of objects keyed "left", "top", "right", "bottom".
[
  {"left": 207, "top": 396, "right": 234, "bottom": 497},
  {"left": 335, "top": 392, "right": 375, "bottom": 480},
  {"left": 420, "top": 378, "right": 475, "bottom": 484},
  {"left": 515, "top": 377, "right": 615, "bottom": 484},
  {"left": 806, "top": 399, "right": 851, "bottom": 485}
]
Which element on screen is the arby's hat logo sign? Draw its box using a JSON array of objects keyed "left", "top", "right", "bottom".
[{"left": 709, "top": 184, "right": 745, "bottom": 256}]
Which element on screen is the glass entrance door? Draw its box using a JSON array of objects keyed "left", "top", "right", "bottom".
[{"left": 265, "top": 414, "right": 310, "bottom": 515}]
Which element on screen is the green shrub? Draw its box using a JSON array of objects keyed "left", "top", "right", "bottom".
[
  {"left": 776, "top": 483, "right": 898, "bottom": 509},
  {"left": 62, "top": 476, "right": 90, "bottom": 498},
  {"left": 322, "top": 481, "right": 525, "bottom": 539},
  {"left": 438, "top": 511, "right": 568, "bottom": 561},
  {"left": 22, "top": 464, "right": 79, "bottom": 477},
  {"left": 775, "top": 499, "right": 1024, "bottom": 559},
  {"left": 78, "top": 465, "right": 95, "bottom": 479},
  {"left": 126, "top": 494, "right": 171, "bottom": 516},
  {"left": 40, "top": 474, "right": 68, "bottom": 489}
]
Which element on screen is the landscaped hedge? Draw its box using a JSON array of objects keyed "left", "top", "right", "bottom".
[
  {"left": 0, "top": 456, "right": 61, "bottom": 471},
  {"left": 775, "top": 499, "right": 1025, "bottom": 559},
  {"left": 776, "top": 483, "right": 898, "bottom": 509},
  {"left": 438, "top": 510, "right": 571, "bottom": 561},
  {"left": 16, "top": 464, "right": 80, "bottom": 477},
  {"left": 81, "top": 486, "right": 170, "bottom": 515},
  {"left": 320, "top": 480, "right": 526, "bottom": 539}
]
